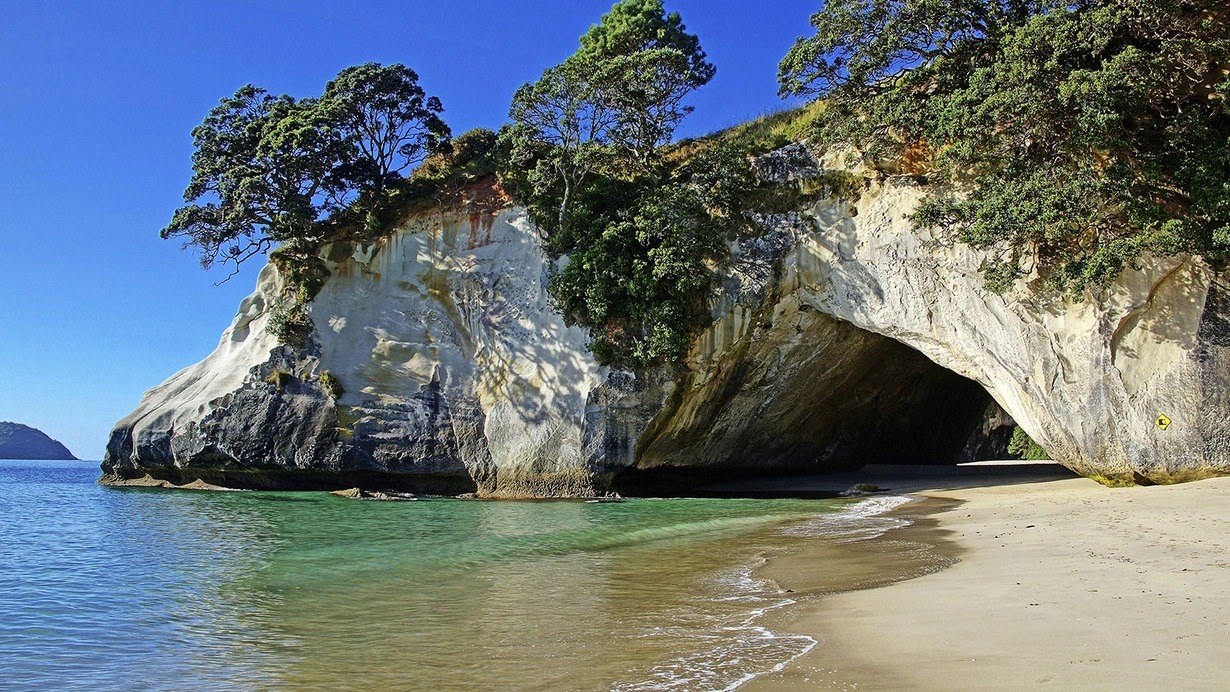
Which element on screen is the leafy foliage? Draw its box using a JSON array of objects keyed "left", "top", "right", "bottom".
[
  {"left": 575, "top": 0, "right": 717, "bottom": 169},
  {"left": 547, "top": 182, "right": 726, "bottom": 365},
  {"left": 161, "top": 86, "right": 345, "bottom": 272},
  {"left": 269, "top": 246, "right": 329, "bottom": 303},
  {"left": 415, "top": 127, "right": 503, "bottom": 182},
  {"left": 505, "top": 0, "right": 715, "bottom": 225},
  {"left": 162, "top": 63, "right": 451, "bottom": 277},
  {"left": 266, "top": 300, "right": 314, "bottom": 349},
  {"left": 780, "top": 0, "right": 1230, "bottom": 294},
  {"left": 318, "top": 370, "right": 345, "bottom": 399},
  {"left": 505, "top": 59, "right": 621, "bottom": 230},
  {"left": 503, "top": 0, "right": 723, "bottom": 367},
  {"left": 1008, "top": 426, "right": 1051, "bottom": 460},
  {"left": 321, "top": 63, "right": 450, "bottom": 196}
]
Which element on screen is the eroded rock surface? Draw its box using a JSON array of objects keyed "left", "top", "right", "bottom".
[
  {"left": 103, "top": 150, "right": 1230, "bottom": 493},
  {"left": 778, "top": 171, "right": 1230, "bottom": 484},
  {"left": 104, "top": 205, "right": 641, "bottom": 496}
]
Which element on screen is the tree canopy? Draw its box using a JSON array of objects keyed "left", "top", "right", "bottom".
[
  {"left": 162, "top": 63, "right": 450, "bottom": 275},
  {"left": 506, "top": 0, "right": 715, "bottom": 207},
  {"left": 575, "top": 0, "right": 717, "bottom": 169},
  {"left": 780, "top": 0, "right": 1230, "bottom": 293},
  {"left": 506, "top": 59, "right": 622, "bottom": 232},
  {"left": 162, "top": 86, "right": 341, "bottom": 272},
  {"left": 503, "top": 0, "right": 722, "bottom": 366},
  {"left": 321, "top": 63, "right": 449, "bottom": 195}
]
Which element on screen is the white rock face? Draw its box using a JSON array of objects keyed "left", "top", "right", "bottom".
[
  {"left": 104, "top": 162, "right": 1230, "bottom": 492},
  {"left": 785, "top": 176, "right": 1229, "bottom": 483},
  {"left": 309, "top": 207, "right": 615, "bottom": 495},
  {"left": 104, "top": 205, "right": 645, "bottom": 496},
  {"left": 104, "top": 266, "right": 284, "bottom": 468}
]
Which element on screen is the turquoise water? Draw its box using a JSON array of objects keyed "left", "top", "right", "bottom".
[{"left": 0, "top": 459, "right": 902, "bottom": 690}]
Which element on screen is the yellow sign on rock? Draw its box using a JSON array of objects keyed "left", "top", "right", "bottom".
[{"left": 1156, "top": 414, "right": 1172, "bottom": 430}]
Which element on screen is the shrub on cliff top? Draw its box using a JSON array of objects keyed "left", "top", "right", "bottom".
[
  {"left": 781, "top": 0, "right": 1230, "bottom": 294},
  {"left": 503, "top": 0, "right": 724, "bottom": 368},
  {"left": 161, "top": 63, "right": 451, "bottom": 278}
]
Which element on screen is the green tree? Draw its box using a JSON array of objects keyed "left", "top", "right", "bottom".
[
  {"left": 548, "top": 181, "right": 724, "bottom": 365},
  {"left": 160, "top": 86, "right": 345, "bottom": 272},
  {"left": 502, "top": 0, "right": 722, "bottom": 366},
  {"left": 506, "top": 59, "right": 621, "bottom": 232},
  {"left": 576, "top": 0, "right": 716, "bottom": 169},
  {"left": 506, "top": 0, "right": 715, "bottom": 227},
  {"left": 320, "top": 63, "right": 450, "bottom": 196},
  {"left": 780, "top": 0, "right": 1230, "bottom": 294},
  {"left": 163, "top": 64, "right": 451, "bottom": 276},
  {"left": 1008, "top": 426, "right": 1050, "bottom": 460}
]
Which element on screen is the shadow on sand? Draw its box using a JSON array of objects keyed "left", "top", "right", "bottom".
[{"left": 690, "top": 461, "right": 1081, "bottom": 499}]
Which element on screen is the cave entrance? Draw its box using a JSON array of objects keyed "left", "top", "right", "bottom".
[{"left": 610, "top": 311, "right": 1015, "bottom": 495}]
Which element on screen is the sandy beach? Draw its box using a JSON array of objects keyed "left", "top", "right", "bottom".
[{"left": 716, "top": 464, "right": 1230, "bottom": 690}]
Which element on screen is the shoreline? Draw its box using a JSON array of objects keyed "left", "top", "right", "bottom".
[{"left": 730, "top": 465, "right": 1230, "bottom": 690}]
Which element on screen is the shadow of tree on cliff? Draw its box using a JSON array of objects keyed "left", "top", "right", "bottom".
[{"left": 1103, "top": 260, "right": 1208, "bottom": 366}]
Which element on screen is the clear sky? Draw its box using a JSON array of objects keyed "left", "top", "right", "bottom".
[{"left": 0, "top": 0, "right": 816, "bottom": 460}]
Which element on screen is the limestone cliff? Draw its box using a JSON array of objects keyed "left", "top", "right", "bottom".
[
  {"left": 668, "top": 169, "right": 1230, "bottom": 486},
  {"left": 102, "top": 149, "right": 1230, "bottom": 493},
  {"left": 103, "top": 199, "right": 647, "bottom": 496}
]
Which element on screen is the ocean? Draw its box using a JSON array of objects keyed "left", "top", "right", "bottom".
[{"left": 0, "top": 459, "right": 929, "bottom": 690}]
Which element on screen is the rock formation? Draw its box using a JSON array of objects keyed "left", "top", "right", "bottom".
[
  {"left": 102, "top": 148, "right": 1230, "bottom": 494},
  {"left": 104, "top": 191, "right": 628, "bottom": 496},
  {"left": 781, "top": 174, "right": 1230, "bottom": 485},
  {"left": 0, "top": 422, "right": 77, "bottom": 460}
]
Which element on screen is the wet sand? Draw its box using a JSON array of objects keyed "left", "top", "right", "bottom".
[{"left": 706, "top": 463, "right": 1230, "bottom": 690}]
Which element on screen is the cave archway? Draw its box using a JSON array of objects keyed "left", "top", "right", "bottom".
[{"left": 611, "top": 308, "right": 1013, "bottom": 494}]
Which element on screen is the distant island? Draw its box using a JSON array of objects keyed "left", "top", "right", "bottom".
[{"left": 0, "top": 422, "right": 77, "bottom": 460}]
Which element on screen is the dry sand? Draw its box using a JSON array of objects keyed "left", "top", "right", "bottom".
[{"left": 720, "top": 464, "right": 1230, "bottom": 691}]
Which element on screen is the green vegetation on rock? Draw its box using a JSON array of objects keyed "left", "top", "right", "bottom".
[
  {"left": 266, "top": 300, "right": 314, "bottom": 349},
  {"left": 502, "top": 0, "right": 845, "bottom": 368},
  {"left": 264, "top": 369, "right": 293, "bottom": 391},
  {"left": 1008, "top": 426, "right": 1051, "bottom": 460},
  {"left": 502, "top": 0, "right": 723, "bottom": 367},
  {"left": 160, "top": 3, "right": 855, "bottom": 364},
  {"left": 165, "top": 0, "right": 1229, "bottom": 366},
  {"left": 161, "top": 62, "right": 450, "bottom": 278},
  {"left": 162, "top": 62, "right": 451, "bottom": 346},
  {"left": 780, "top": 0, "right": 1230, "bottom": 295},
  {"left": 319, "top": 370, "right": 344, "bottom": 399}
]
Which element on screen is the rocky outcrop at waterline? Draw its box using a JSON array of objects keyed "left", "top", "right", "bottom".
[
  {"left": 0, "top": 422, "right": 77, "bottom": 460},
  {"left": 102, "top": 151, "right": 1230, "bottom": 494}
]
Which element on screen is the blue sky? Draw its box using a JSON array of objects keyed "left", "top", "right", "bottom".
[{"left": 0, "top": 0, "right": 815, "bottom": 460}]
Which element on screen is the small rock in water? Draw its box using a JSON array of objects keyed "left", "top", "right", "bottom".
[
  {"left": 330, "top": 487, "right": 416, "bottom": 501},
  {"left": 584, "top": 493, "right": 624, "bottom": 503},
  {"left": 841, "top": 483, "right": 886, "bottom": 496}
]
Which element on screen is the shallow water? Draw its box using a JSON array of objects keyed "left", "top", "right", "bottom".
[{"left": 0, "top": 459, "right": 922, "bottom": 690}]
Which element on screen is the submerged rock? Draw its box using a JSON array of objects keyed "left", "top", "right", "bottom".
[{"left": 102, "top": 155, "right": 1230, "bottom": 493}]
